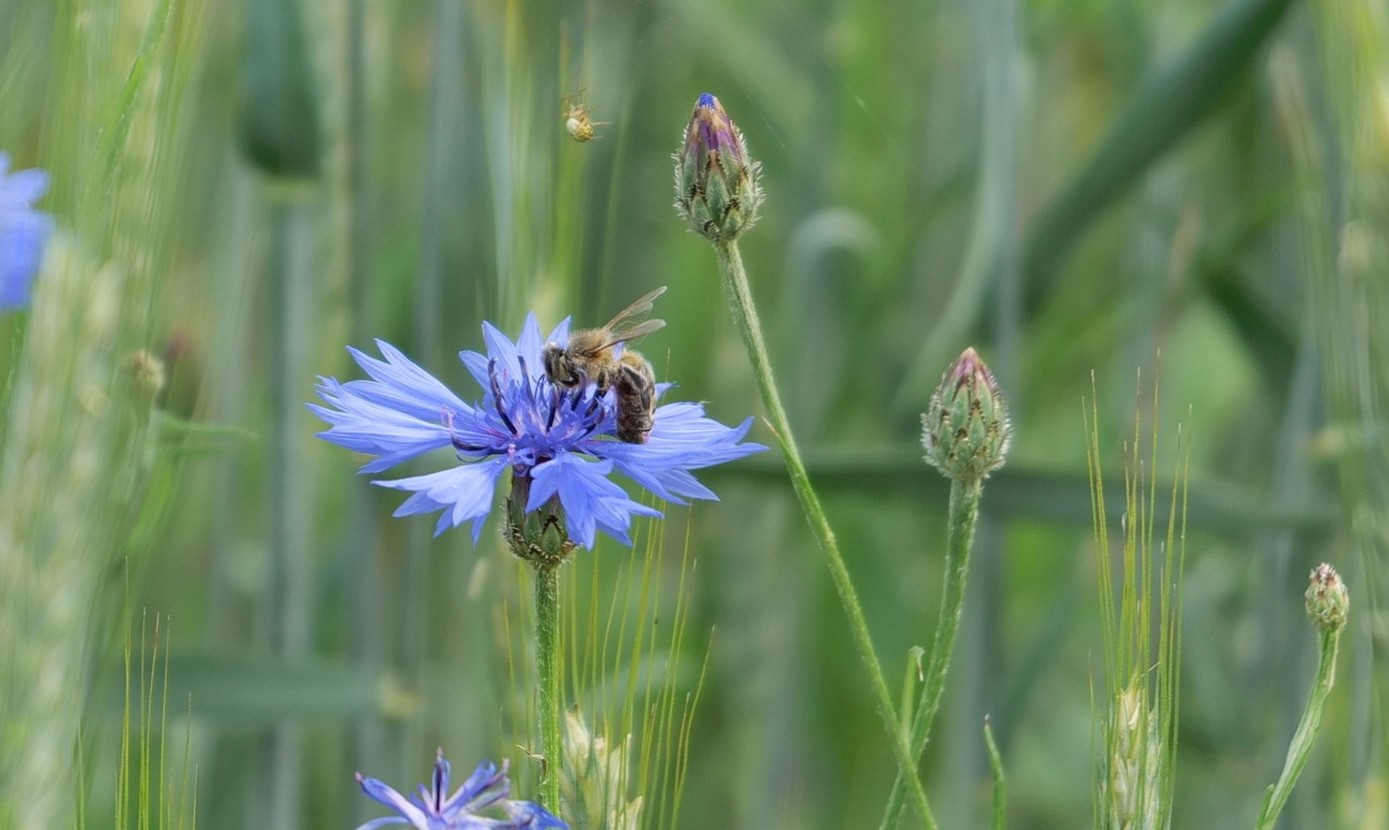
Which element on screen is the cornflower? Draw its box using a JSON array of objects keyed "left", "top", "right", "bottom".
[
  {"left": 0, "top": 152, "right": 53, "bottom": 311},
  {"left": 310, "top": 312, "right": 765, "bottom": 552},
  {"left": 354, "top": 750, "right": 565, "bottom": 830}
]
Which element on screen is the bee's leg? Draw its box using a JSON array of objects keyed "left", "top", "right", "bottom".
[
  {"left": 581, "top": 369, "right": 611, "bottom": 420},
  {"left": 593, "top": 367, "right": 613, "bottom": 397}
]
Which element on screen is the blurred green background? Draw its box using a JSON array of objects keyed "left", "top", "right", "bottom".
[{"left": 1, "top": 0, "right": 1385, "bottom": 827}]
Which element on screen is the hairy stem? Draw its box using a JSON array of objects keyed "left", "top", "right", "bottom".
[
  {"left": 1253, "top": 627, "right": 1340, "bottom": 830},
  {"left": 712, "top": 239, "right": 936, "bottom": 829},
  {"left": 880, "top": 476, "right": 982, "bottom": 829},
  {"left": 533, "top": 562, "right": 563, "bottom": 812}
]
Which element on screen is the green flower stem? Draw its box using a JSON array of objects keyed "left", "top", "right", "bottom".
[
  {"left": 984, "top": 718, "right": 1006, "bottom": 830},
  {"left": 1253, "top": 627, "right": 1340, "bottom": 830},
  {"left": 879, "top": 476, "right": 982, "bottom": 830},
  {"left": 712, "top": 240, "right": 937, "bottom": 830},
  {"left": 533, "top": 562, "right": 563, "bottom": 811}
]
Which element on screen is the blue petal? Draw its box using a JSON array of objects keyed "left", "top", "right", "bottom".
[
  {"left": 309, "top": 403, "right": 452, "bottom": 457},
  {"left": 351, "top": 818, "right": 414, "bottom": 830},
  {"left": 579, "top": 406, "right": 764, "bottom": 507},
  {"left": 545, "top": 316, "right": 571, "bottom": 348},
  {"left": 309, "top": 383, "right": 467, "bottom": 470},
  {"left": 592, "top": 412, "right": 765, "bottom": 469},
  {"left": 374, "top": 458, "right": 508, "bottom": 540},
  {"left": 357, "top": 776, "right": 429, "bottom": 827},
  {"left": 589, "top": 493, "right": 662, "bottom": 547},
  {"left": 515, "top": 312, "right": 545, "bottom": 371},
  {"left": 0, "top": 210, "right": 52, "bottom": 311},
  {"left": 609, "top": 462, "right": 717, "bottom": 504},
  {"left": 459, "top": 349, "right": 492, "bottom": 391},
  {"left": 481, "top": 320, "right": 520, "bottom": 376},
  {"left": 0, "top": 167, "right": 50, "bottom": 208},
  {"left": 448, "top": 759, "right": 509, "bottom": 815},
  {"left": 505, "top": 800, "right": 570, "bottom": 829},
  {"left": 528, "top": 454, "right": 661, "bottom": 549},
  {"left": 346, "top": 341, "right": 473, "bottom": 421}
]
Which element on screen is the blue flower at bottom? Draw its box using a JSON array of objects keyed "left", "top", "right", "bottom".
[
  {"left": 0, "top": 152, "right": 53, "bottom": 311},
  {"left": 310, "top": 313, "right": 766, "bottom": 548},
  {"left": 354, "top": 750, "right": 565, "bottom": 830}
]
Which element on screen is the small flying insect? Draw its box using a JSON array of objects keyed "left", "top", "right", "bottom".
[
  {"left": 542, "top": 286, "right": 667, "bottom": 443},
  {"left": 563, "top": 96, "right": 607, "bottom": 142}
]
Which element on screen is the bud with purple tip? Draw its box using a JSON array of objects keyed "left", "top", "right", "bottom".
[
  {"left": 1305, "top": 563, "right": 1348, "bottom": 634},
  {"left": 921, "top": 348, "right": 1012, "bottom": 482},
  {"left": 673, "top": 93, "right": 763, "bottom": 243}
]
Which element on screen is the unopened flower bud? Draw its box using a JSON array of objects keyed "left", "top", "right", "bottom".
[
  {"left": 506, "top": 472, "right": 575, "bottom": 567},
  {"left": 127, "top": 349, "right": 167, "bottom": 399},
  {"left": 1305, "top": 563, "right": 1348, "bottom": 633},
  {"left": 921, "top": 347, "right": 1012, "bottom": 482},
  {"left": 673, "top": 93, "right": 763, "bottom": 243}
]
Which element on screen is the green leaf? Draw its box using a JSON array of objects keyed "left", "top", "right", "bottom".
[
  {"left": 707, "top": 448, "right": 1336, "bottom": 536},
  {"left": 240, "top": 0, "right": 321, "bottom": 177},
  {"left": 1022, "top": 0, "right": 1298, "bottom": 315},
  {"left": 133, "top": 655, "right": 389, "bottom": 725}
]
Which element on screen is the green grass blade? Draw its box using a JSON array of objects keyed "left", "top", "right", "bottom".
[
  {"left": 1021, "top": 0, "right": 1297, "bottom": 315},
  {"left": 239, "top": 0, "right": 321, "bottom": 176}
]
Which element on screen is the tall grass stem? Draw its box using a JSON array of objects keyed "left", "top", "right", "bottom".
[{"left": 711, "top": 239, "right": 936, "bottom": 829}]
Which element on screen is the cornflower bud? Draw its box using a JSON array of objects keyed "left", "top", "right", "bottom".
[
  {"left": 507, "top": 472, "right": 576, "bottom": 567},
  {"left": 1305, "top": 563, "right": 1348, "bottom": 634},
  {"left": 673, "top": 93, "right": 762, "bottom": 242},
  {"left": 127, "top": 349, "right": 167, "bottom": 399},
  {"left": 921, "top": 347, "right": 1012, "bottom": 482}
]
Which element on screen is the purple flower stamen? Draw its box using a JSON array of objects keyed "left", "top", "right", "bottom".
[
  {"left": 488, "top": 359, "right": 521, "bottom": 436},
  {"left": 545, "top": 387, "right": 563, "bottom": 431}
]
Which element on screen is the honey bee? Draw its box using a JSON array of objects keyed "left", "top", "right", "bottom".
[
  {"left": 563, "top": 98, "right": 607, "bottom": 142},
  {"left": 613, "top": 353, "right": 657, "bottom": 444},
  {"left": 542, "top": 286, "right": 666, "bottom": 443}
]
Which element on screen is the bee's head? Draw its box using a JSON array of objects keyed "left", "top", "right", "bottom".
[{"left": 541, "top": 342, "right": 579, "bottom": 387}]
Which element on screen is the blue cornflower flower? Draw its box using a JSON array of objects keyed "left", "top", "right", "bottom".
[
  {"left": 0, "top": 152, "right": 53, "bottom": 311},
  {"left": 354, "top": 749, "right": 566, "bottom": 830},
  {"left": 311, "top": 313, "right": 766, "bottom": 549}
]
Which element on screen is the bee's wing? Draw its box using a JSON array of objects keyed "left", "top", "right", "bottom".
[
  {"left": 601, "top": 286, "right": 668, "bottom": 330},
  {"left": 606, "top": 318, "right": 666, "bottom": 346},
  {"left": 569, "top": 320, "right": 662, "bottom": 356}
]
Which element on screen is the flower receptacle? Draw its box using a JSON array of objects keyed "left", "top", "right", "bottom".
[
  {"left": 507, "top": 471, "right": 576, "bottom": 567},
  {"left": 921, "top": 347, "right": 1012, "bottom": 482}
]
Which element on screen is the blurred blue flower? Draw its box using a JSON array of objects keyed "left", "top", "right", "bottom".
[
  {"left": 354, "top": 750, "right": 565, "bottom": 830},
  {"left": 0, "top": 152, "right": 53, "bottom": 311},
  {"left": 311, "top": 313, "right": 766, "bottom": 548}
]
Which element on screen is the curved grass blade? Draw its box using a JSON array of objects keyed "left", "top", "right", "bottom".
[{"left": 1021, "top": 0, "right": 1298, "bottom": 316}]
